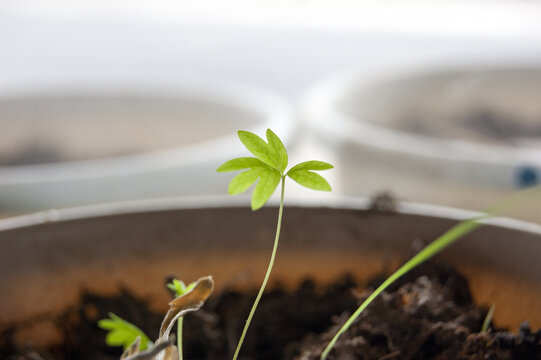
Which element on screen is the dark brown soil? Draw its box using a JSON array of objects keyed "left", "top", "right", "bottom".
[{"left": 2, "top": 261, "right": 540, "bottom": 360}]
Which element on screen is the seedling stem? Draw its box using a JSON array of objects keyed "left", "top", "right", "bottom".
[
  {"left": 233, "top": 176, "right": 285, "bottom": 360},
  {"left": 177, "top": 317, "right": 184, "bottom": 359},
  {"left": 217, "top": 129, "right": 333, "bottom": 360}
]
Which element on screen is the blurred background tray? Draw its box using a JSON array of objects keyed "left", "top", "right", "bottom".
[{"left": 1, "top": 0, "right": 540, "bottom": 219}]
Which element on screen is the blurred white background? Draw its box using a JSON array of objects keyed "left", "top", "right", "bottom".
[
  {"left": 2, "top": 1, "right": 541, "bottom": 98},
  {"left": 1, "top": 0, "right": 541, "bottom": 219}
]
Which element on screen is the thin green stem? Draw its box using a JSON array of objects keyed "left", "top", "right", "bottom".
[
  {"left": 177, "top": 317, "right": 183, "bottom": 360},
  {"left": 320, "top": 218, "right": 483, "bottom": 359},
  {"left": 320, "top": 185, "right": 541, "bottom": 360},
  {"left": 232, "top": 176, "right": 286, "bottom": 360}
]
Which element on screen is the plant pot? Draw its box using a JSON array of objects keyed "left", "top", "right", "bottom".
[
  {"left": 302, "top": 63, "right": 541, "bottom": 222},
  {"left": 1, "top": 196, "right": 540, "bottom": 355},
  {"left": 0, "top": 82, "right": 293, "bottom": 213}
]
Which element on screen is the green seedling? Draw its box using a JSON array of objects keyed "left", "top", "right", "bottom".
[
  {"left": 166, "top": 279, "right": 197, "bottom": 360},
  {"left": 99, "top": 276, "right": 214, "bottom": 360},
  {"left": 98, "top": 313, "right": 152, "bottom": 351},
  {"left": 321, "top": 185, "right": 541, "bottom": 359},
  {"left": 217, "top": 129, "right": 333, "bottom": 360}
]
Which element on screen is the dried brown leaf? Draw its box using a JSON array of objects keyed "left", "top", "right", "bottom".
[{"left": 157, "top": 276, "right": 214, "bottom": 344}]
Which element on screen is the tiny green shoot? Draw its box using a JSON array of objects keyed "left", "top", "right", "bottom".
[
  {"left": 99, "top": 276, "right": 214, "bottom": 360},
  {"left": 320, "top": 185, "right": 541, "bottom": 360},
  {"left": 481, "top": 305, "right": 496, "bottom": 333},
  {"left": 166, "top": 278, "right": 197, "bottom": 360},
  {"left": 98, "top": 313, "right": 152, "bottom": 351},
  {"left": 167, "top": 279, "right": 197, "bottom": 297},
  {"left": 217, "top": 129, "right": 333, "bottom": 360}
]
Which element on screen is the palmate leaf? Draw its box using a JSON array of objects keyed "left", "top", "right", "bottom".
[
  {"left": 287, "top": 160, "right": 333, "bottom": 173},
  {"left": 287, "top": 161, "right": 333, "bottom": 191},
  {"left": 237, "top": 131, "right": 277, "bottom": 170},
  {"left": 288, "top": 170, "right": 331, "bottom": 191},
  {"left": 251, "top": 169, "right": 281, "bottom": 210},
  {"left": 216, "top": 157, "right": 267, "bottom": 172},
  {"left": 218, "top": 129, "right": 333, "bottom": 212},
  {"left": 225, "top": 166, "right": 282, "bottom": 210},
  {"left": 266, "top": 129, "right": 288, "bottom": 172},
  {"left": 229, "top": 168, "right": 265, "bottom": 195},
  {"left": 98, "top": 313, "right": 152, "bottom": 351}
]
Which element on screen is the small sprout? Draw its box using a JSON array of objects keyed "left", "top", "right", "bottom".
[
  {"left": 481, "top": 305, "right": 496, "bottom": 333},
  {"left": 167, "top": 279, "right": 196, "bottom": 298},
  {"left": 99, "top": 276, "right": 214, "bottom": 360},
  {"left": 159, "top": 276, "right": 214, "bottom": 341},
  {"left": 165, "top": 278, "right": 201, "bottom": 360},
  {"left": 98, "top": 313, "right": 152, "bottom": 351},
  {"left": 217, "top": 129, "right": 333, "bottom": 360}
]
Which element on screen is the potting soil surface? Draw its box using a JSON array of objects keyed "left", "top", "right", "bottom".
[{"left": 2, "top": 261, "right": 540, "bottom": 360}]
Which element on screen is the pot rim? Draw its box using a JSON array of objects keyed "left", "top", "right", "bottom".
[
  {"left": 301, "top": 60, "right": 541, "bottom": 167},
  {"left": 1, "top": 195, "right": 540, "bottom": 236},
  {"left": 0, "top": 79, "right": 294, "bottom": 184}
]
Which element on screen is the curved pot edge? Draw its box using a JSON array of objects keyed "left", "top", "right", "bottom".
[
  {"left": 1, "top": 195, "right": 540, "bottom": 235},
  {"left": 301, "top": 61, "right": 541, "bottom": 166},
  {"left": 0, "top": 80, "right": 295, "bottom": 184}
]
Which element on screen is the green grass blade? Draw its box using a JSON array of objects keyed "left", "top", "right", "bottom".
[
  {"left": 481, "top": 305, "right": 496, "bottom": 333},
  {"left": 320, "top": 217, "right": 484, "bottom": 359},
  {"left": 321, "top": 185, "right": 541, "bottom": 360}
]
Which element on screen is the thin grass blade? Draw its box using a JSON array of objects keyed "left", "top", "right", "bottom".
[{"left": 320, "top": 185, "right": 541, "bottom": 359}]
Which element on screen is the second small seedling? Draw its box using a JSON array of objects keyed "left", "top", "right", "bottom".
[{"left": 99, "top": 276, "right": 213, "bottom": 360}]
